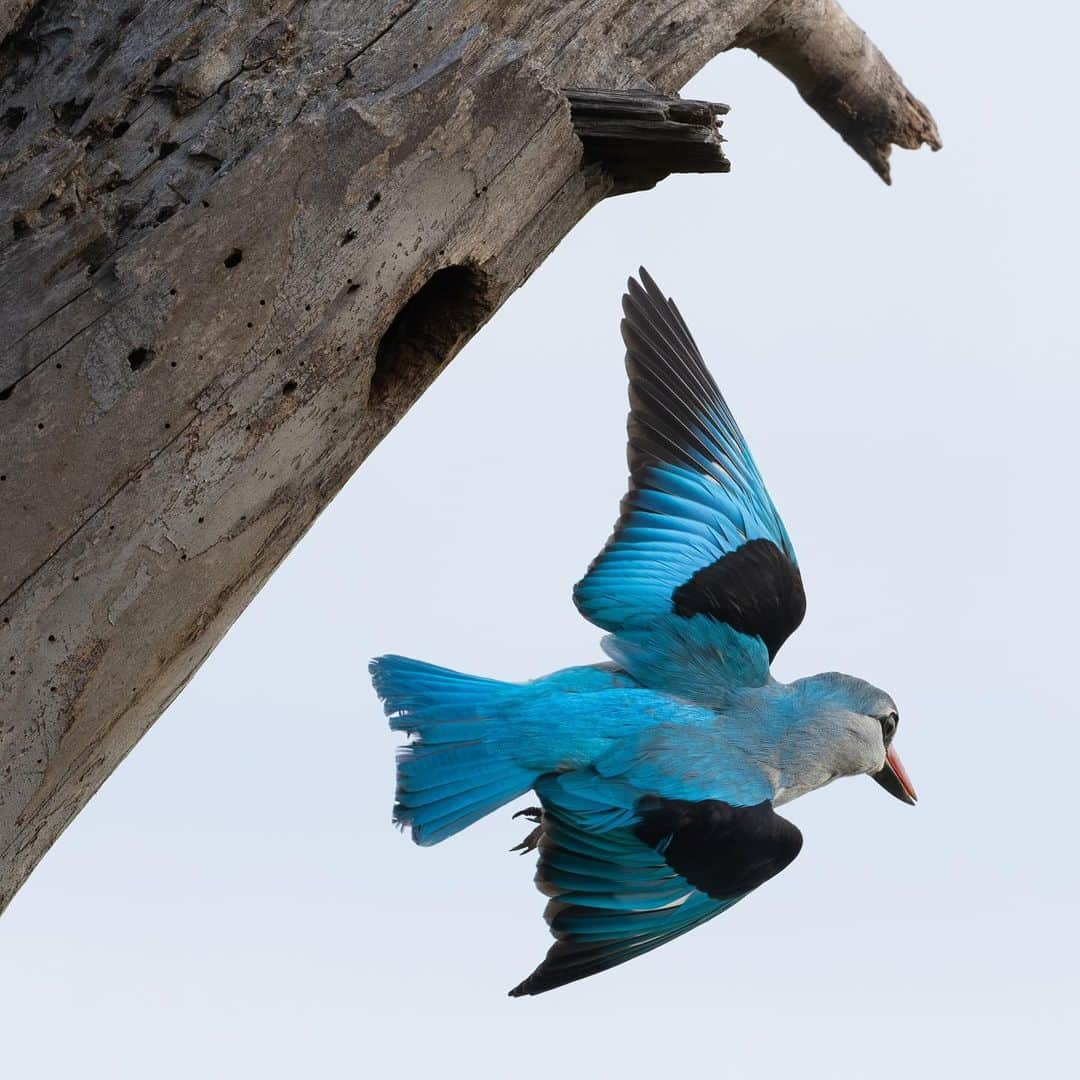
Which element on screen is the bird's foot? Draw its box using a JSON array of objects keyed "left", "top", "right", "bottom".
[{"left": 510, "top": 806, "right": 544, "bottom": 853}]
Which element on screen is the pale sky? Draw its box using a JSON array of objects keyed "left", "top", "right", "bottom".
[{"left": 3, "top": 3, "right": 1077, "bottom": 1076}]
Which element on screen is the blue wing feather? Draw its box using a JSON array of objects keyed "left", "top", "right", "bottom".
[
  {"left": 508, "top": 786, "right": 739, "bottom": 996},
  {"left": 508, "top": 772, "right": 802, "bottom": 996},
  {"left": 574, "top": 270, "right": 805, "bottom": 684}
]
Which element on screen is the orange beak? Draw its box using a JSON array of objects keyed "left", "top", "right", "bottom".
[{"left": 872, "top": 744, "right": 917, "bottom": 805}]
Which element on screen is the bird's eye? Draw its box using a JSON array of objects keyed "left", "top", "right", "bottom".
[{"left": 879, "top": 711, "right": 898, "bottom": 744}]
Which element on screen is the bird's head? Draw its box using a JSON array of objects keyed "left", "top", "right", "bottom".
[{"left": 792, "top": 673, "right": 917, "bottom": 806}]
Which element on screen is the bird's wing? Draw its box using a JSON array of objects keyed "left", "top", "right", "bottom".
[
  {"left": 573, "top": 269, "right": 805, "bottom": 689},
  {"left": 509, "top": 773, "right": 802, "bottom": 997}
]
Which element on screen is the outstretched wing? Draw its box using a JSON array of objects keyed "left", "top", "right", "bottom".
[
  {"left": 573, "top": 269, "right": 805, "bottom": 685},
  {"left": 509, "top": 776, "right": 802, "bottom": 997}
]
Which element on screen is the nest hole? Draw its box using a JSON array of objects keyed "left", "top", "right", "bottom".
[
  {"left": 128, "top": 346, "right": 153, "bottom": 371},
  {"left": 371, "top": 264, "right": 492, "bottom": 407}
]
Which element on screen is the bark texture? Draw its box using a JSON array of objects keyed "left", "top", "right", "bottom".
[{"left": 0, "top": 0, "right": 939, "bottom": 913}]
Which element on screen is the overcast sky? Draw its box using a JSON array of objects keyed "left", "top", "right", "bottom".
[{"left": 3, "top": 3, "right": 1077, "bottom": 1076}]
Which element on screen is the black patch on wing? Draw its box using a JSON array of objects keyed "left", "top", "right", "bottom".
[
  {"left": 672, "top": 538, "right": 806, "bottom": 660},
  {"left": 634, "top": 796, "right": 803, "bottom": 901},
  {"left": 508, "top": 798, "right": 802, "bottom": 997}
]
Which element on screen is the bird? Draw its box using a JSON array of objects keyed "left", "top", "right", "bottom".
[{"left": 370, "top": 268, "right": 916, "bottom": 997}]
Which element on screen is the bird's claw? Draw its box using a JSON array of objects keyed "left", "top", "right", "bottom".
[
  {"left": 510, "top": 807, "right": 544, "bottom": 854},
  {"left": 510, "top": 825, "right": 543, "bottom": 854}
]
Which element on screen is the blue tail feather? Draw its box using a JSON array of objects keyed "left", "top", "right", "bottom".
[{"left": 371, "top": 655, "right": 537, "bottom": 846}]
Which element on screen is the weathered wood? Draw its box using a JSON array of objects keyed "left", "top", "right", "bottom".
[
  {"left": 567, "top": 89, "right": 729, "bottom": 194},
  {"left": 0, "top": 0, "right": 939, "bottom": 913},
  {"left": 735, "top": 0, "right": 942, "bottom": 183}
]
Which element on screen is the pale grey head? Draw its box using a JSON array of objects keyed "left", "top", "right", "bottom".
[{"left": 773, "top": 672, "right": 916, "bottom": 807}]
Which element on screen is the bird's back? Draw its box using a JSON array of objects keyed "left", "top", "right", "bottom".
[{"left": 507, "top": 664, "right": 782, "bottom": 808}]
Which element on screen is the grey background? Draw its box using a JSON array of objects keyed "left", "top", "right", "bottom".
[{"left": 3, "top": 2, "right": 1077, "bottom": 1075}]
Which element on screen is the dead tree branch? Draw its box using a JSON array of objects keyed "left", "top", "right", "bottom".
[{"left": 735, "top": 0, "right": 941, "bottom": 182}]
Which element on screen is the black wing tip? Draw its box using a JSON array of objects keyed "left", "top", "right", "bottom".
[
  {"left": 621, "top": 267, "right": 663, "bottom": 325},
  {"left": 507, "top": 980, "right": 552, "bottom": 998},
  {"left": 508, "top": 967, "right": 548, "bottom": 998},
  {"left": 619, "top": 266, "right": 709, "bottom": 387},
  {"left": 626, "top": 265, "right": 661, "bottom": 297},
  {"left": 508, "top": 945, "right": 615, "bottom": 998}
]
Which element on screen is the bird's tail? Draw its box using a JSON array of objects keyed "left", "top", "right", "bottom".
[{"left": 370, "top": 655, "right": 537, "bottom": 845}]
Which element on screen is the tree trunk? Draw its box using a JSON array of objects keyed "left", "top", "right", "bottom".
[{"left": 0, "top": 0, "right": 939, "bottom": 913}]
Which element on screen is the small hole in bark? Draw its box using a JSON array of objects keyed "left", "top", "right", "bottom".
[
  {"left": 154, "top": 57, "right": 173, "bottom": 76},
  {"left": 47, "top": 634, "right": 55, "bottom": 642},
  {"left": 367, "top": 192, "right": 381, "bottom": 211},
  {"left": 282, "top": 379, "right": 297, "bottom": 395},
  {"left": 4, "top": 106, "right": 26, "bottom": 131},
  {"left": 110, "top": 120, "right": 129, "bottom": 138},
  {"left": 37, "top": 422, "right": 44, "bottom": 430},
  {"left": 371, "top": 264, "right": 492, "bottom": 407},
  {"left": 190, "top": 151, "right": 222, "bottom": 173},
  {"left": 198, "top": 516, "right": 204, "bottom": 523},
  {"left": 223, "top": 248, "right": 242, "bottom": 268},
  {"left": 246, "top": 321, "right": 253, "bottom": 328},
  {"left": 340, "top": 228, "right": 357, "bottom": 245},
  {"left": 158, "top": 141, "right": 179, "bottom": 159},
  {"left": 128, "top": 346, "right": 152, "bottom": 370},
  {"left": 54, "top": 97, "right": 90, "bottom": 129},
  {"left": 170, "top": 360, "right": 177, "bottom": 367}
]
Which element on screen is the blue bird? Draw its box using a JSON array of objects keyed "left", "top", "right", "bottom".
[{"left": 371, "top": 269, "right": 916, "bottom": 997}]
